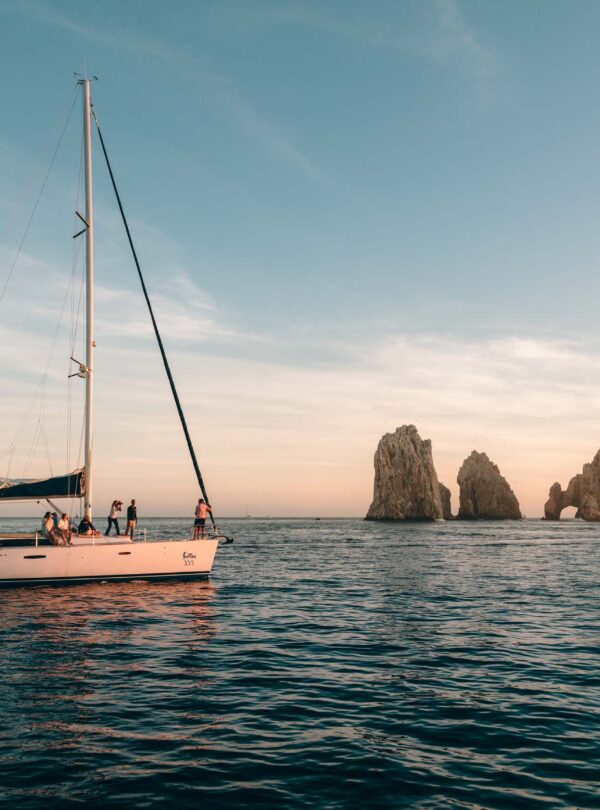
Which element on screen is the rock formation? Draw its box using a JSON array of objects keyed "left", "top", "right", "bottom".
[
  {"left": 544, "top": 482, "right": 565, "bottom": 520},
  {"left": 439, "top": 482, "right": 453, "bottom": 520},
  {"left": 365, "top": 425, "right": 443, "bottom": 520},
  {"left": 457, "top": 451, "right": 521, "bottom": 520},
  {"left": 544, "top": 450, "right": 600, "bottom": 520}
]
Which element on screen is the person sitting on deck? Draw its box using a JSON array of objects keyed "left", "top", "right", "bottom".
[
  {"left": 58, "top": 513, "right": 72, "bottom": 545},
  {"left": 42, "top": 512, "right": 60, "bottom": 546},
  {"left": 77, "top": 516, "right": 99, "bottom": 536},
  {"left": 193, "top": 498, "right": 212, "bottom": 540}
]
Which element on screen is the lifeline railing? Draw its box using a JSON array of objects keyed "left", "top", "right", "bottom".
[{"left": 33, "top": 527, "right": 225, "bottom": 545}]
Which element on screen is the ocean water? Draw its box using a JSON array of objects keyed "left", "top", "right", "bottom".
[{"left": 0, "top": 517, "right": 598, "bottom": 809}]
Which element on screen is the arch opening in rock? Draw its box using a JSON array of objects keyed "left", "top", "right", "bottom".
[{"left": 543, "top": 450, "right": 600, "bottom": 521}]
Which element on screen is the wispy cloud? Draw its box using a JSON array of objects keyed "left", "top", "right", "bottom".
[
  {"left": 0, "top": 245, "right": 260, "bottom": 360},
  {"left": 232, "top": 0, "right": 495, "bottom": 97},
  {"left": 429, "top": 0, "right": 495, "bottom": 98},
  {"left": 2, "top": 0, "right": 322, "bottom": 180},
  {"left": 94, "top": 275, "right": 264, "bottom": 344},
  {"left": 158, "top": 330, "right": 600, "bottom": 515},
  {"left": 2, "top": 290, "right": 600, "bottom": 515}
]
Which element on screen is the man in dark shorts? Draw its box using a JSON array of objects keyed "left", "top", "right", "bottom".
[{"left": 193, "top": 498, "right": 212, "bottom": 539}]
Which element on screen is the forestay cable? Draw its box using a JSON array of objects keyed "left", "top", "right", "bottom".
[{"left": 91, "top": 106, "right": 217, "bottom": 530}]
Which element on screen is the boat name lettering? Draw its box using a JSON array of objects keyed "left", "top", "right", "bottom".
[{"left": 183, "top": 552, "right": 196, "bottom": 566}]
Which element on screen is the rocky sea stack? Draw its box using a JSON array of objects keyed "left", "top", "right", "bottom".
[
  {"left": 544, "top": 449, "right": 600, "bottom": 520},
  {"left": 439, "top": 482, "right": 453, "bottom": 520},
  {"left": 365, "top": 425, "right": 443, "bottom": 520},
  {"left": 457, "top": 451, "right": 521, "bottom": 520}
]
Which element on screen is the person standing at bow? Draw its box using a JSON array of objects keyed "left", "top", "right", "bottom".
[
  {"left": 105, "top": 500, "right": 122, "bottom": 535},
  {"left": 193, "top": 498, "right": 212, "bottom": 540},
  {"left": 125, "top": 499, "right": 137, "bottom": 540}
]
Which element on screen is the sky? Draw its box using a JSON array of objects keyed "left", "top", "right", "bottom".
[{"left": 1, "top": 0, "right": 600, "bottom": 518}]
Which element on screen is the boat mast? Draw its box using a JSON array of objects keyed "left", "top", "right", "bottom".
[{"left": 82, "top": 78, "right": 94, "bottom": 520}]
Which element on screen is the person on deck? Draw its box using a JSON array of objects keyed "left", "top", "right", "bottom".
[
  {"left": 77, "top": 516, "right": 99, "bottom": 536},
  {"left": 58, "top": 513, "right": 72, "bottom": 545},
  {"left": 126, "top": 499, "right": 137, "bottom": 540},
  {"left": 105, "top": 500, "right": 122, "bottom": 536},
  {"left": 42, "top": 512, "right": 60, "bottom": 546},
  {"left": 193, "top": 498, "right": 212, "bottom": 540}
]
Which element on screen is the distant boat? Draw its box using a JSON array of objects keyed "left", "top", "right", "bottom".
[{"left": 0, "top": 78, "right": 230, "bottom": 586}]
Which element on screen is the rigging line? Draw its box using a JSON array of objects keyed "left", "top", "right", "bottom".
[
  {"left": 7, "top": 237, "right": 82, "bottom": 480},
  {"left": 92, "top": 106, "right": 217, "bottom": 530},
  {"left": 2, "top": 376, "right": 46, "bottom": 475},
  {"left": 70, "top": 268, "right": 86, "bottom": 472},
  {"left": 69, "top": 260, "right": 85, "bottom": 358},
  {"left": 41, "top": 422, "right": 54, "bottom": 478},
  {"left": 0, "top": 85, "right": 79, "bottom": 270},
  {"left": 32, "top": 241, "right": 81, "bottom": 455},
  {"left": 76, "top": 408, "right": 85, "bottom": 473},
  {"left": 70, "top": 127, "right": 85, "bottom": 353},
  {"left": 2, "top": 379, "right": 44, "bottom": 456},
  {"left": 8, "top": 247, "right": 81, "bottom": 479},
  {"left": 23, "top": 375, "right": 47, "bottom": 478},
  {"left": 67, "top": 140, "right": 81, "bottom": 475},
  {"left": 5, "top": 446, "right": 15, "bottom": 481},
  {"left": 68, "top": 258, "right": 85, "bottom": 472},
  {"left": 0, "top": 88, "right": 79, "bottom": 306},
  {"left": 24, "top": 429, "right": 42, "bottom": 478},
  {"left": 67, "top": 148, "right": 85, "bottom": 474},
  {"left": 23, "top": 414, "right": 43, "bottom": 479},
  {"left": 31, "top": 264, "right": 80, "bottom": 479},
  {"left": 66, "top": 380, "right": 71, "bottom": 475}
]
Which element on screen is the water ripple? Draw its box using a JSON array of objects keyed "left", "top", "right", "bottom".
[{"left": 0, "top": 518, "right": 598, "bottom": 808}]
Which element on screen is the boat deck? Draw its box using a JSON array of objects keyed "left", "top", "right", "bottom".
[
  {"left": 0, "top": 533, "right": 134, "bottom": 548},
  {"left": 0, "top": 534, "right": 49, "bottom": 548}
]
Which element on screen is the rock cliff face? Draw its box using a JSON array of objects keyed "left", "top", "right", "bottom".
[
  {"left": 457, "top": 451, "right": 521, "bottom": 520},
  {"left": 439, "top": 482, "right": 453, "bottom": 520},
  {"left": 365, "top": 425, "right": 443, "bottom": 520},
  {"left": 544, "top": 450, "right": 600, "bottom": 520},
  {"left": 544, "top": 482, "right": 566, "bottom": 520}
]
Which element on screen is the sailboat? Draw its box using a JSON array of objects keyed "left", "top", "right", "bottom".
[{"left": 0, "top": 78, "right": 229, "bottom": 586}]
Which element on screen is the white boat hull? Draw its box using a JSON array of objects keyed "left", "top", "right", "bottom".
[{"left": 0, "top": 538, "right": 219, "bottom": 586}]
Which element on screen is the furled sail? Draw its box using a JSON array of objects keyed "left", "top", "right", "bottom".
[{"left": 0, "top": 470, "right": 84, "bottom": 500}]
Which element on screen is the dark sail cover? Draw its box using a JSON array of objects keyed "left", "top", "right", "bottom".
[{"left": 0, "top": 470, "right": 84, "bottom": 500}]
